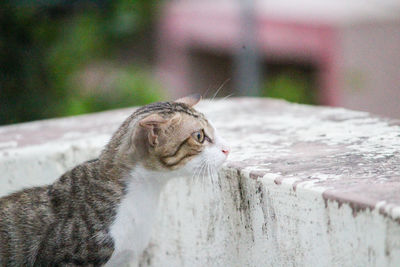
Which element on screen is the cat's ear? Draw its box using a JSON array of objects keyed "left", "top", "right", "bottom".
[
  {"left": 139, "top": 114, "right": 168, "bottom": 146},
  {"left": 175, "top": 93, "right": 201, "bottom": 107}
]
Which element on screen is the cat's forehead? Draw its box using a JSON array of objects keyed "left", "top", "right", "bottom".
[
  {"left": 135, "top": 101, "right": 205, "bottom": 119},
  {"left": 176, "top": 112, "right": 210, "bottom": 133}
]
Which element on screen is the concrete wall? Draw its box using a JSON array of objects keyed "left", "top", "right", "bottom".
[{"left": 1, "top": 98, "right": 399, "bottom": 266}]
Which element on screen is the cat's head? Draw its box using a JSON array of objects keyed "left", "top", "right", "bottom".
[{"left": 126, "top": 94, "right": 229, "bottom": 177}]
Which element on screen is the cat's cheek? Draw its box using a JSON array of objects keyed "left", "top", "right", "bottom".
[
  {"left": 203, "top": 146, "right": 226, "bottom": 170},
  {"left": 177, "top": 154, "right": 205, "bottom": 177}
]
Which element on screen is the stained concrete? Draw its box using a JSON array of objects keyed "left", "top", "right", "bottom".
[{"left": 0, "top": 98, "right": 399, "bottom": 266}]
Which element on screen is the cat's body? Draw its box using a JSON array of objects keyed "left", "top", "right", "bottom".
[{"left": 0, "top": 95, "right": 229, "bottom": 267}]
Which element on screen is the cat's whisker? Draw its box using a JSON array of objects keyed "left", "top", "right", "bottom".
[
  {"left": 203, "top": 162, "right": 207, "bottom": 182},
  {"left": 193, "top": 161, "right": 205, "bottom": 184},
  {"left": 210, "top": 167, "right": 215, "bottom": 185},
  {"left": 201, "top": 161, "right": 209, "bottom": 191},
  {"left": 208, "top": 165, "right": 215, "bottom": 197},
  {"left": 210, "top": 166, "right": 217, "bottom": 189},
  {"left": 206, "top": 157, "right": 214, "bottom": 182},
  {"left": 189, "top": 164, "right": 201, "bottom": 187},
  {"left": 219, "top": 93, "right": 234, "bottom": 102},
  {"left": 211, "top": 78, "right": 230, "bottom": 101},
  {"left": 203, "top": 160, "right": 209, "bottom": 181},
  {"left": 191, "top": 161, "right": 206, "bottom": 190},
  {"left": 194, "top": 160, "right": 207, "bottom": 190},
  {"left": 201, "top": 161, "right": 209, "bottom": 192},
  {"left": 194, "top": 162, "right": 203, "bottom": 178},
  {"left": 199, "top": 164, "right": 205, "bottom": 182},
  {"left": 189, "top": 165, "right": 198, "bottom": 180},
  {"left": 203, "top": 86, "right": 212, "bottom": 99},
  {"left": 211, "top": 165, "right": 219, "bottom": 194},
  {"left": 207, "top": 163, "right": 212, "bottom": 185}
]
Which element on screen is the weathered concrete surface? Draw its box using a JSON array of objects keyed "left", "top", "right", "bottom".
[
  {"left": 0, "top": 108, "right": 132, "bottom": 197},
  {"left": 1, "top": 98, "right": 399, "bottom": 266}
]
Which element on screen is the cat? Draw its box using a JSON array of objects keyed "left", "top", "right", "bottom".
[{"left": 0, "top": 94, "right": 229, "bottom": 267}]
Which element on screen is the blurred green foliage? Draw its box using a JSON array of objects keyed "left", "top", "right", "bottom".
[
  {"left": 0, "top": 0, "right": 162, "bottom": 125},
  {"left": 261, "top": 67, "right": 316, "bottom": 104}
]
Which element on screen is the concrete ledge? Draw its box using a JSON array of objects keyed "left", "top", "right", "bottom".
[{"left": 1, "top": 98, "right": 399, "bottom": 266}]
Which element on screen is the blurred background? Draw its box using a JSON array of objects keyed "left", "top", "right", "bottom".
[{"left": 1, "top": 0, "right": 400, "bottom": 125}]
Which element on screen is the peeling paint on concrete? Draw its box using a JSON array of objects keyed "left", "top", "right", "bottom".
[{"left": 0, "top": 98, "right": 399, "bottom": 266}]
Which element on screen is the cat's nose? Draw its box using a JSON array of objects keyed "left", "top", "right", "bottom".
[{"left": 222, "top": 148, "right": 230, "bottom": 156}]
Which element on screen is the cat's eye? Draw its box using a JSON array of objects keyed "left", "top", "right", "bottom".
[{"left": 192, "top": 130, "right": 205, "bottom": 143}]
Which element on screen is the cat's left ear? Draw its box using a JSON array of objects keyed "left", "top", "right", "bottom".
[
  {"left": 175, "top": 93, "right": 201, "bottom": 107},
  {"left": 139, "top": 114, "right": 168, "bottom": 146}
]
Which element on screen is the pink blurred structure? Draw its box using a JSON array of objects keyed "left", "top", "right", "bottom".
[{"left": 156, "top": 0, "right": 400, "bottom": 118}]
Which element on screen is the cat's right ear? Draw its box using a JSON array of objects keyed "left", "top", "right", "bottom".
[
  {"left": 175, "top": 93, "right": 201, "bottom": 107},
  {"left": 139, "top": 114, "right": 168, "bottom": 147}
]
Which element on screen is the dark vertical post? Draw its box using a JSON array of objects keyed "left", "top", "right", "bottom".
[{"left": 234, "top": 0, "right": 261, "bottom": 96}]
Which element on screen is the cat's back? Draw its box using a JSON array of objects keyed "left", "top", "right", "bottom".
[
  {"left": 0, "top": 159, "right": 121, "bottom": 266},
  {"left": 0, "top": 185, "right": 51, "bottom": 212},
  {"left": 0, "top": 186, "right": 52, "bottom": 239}
]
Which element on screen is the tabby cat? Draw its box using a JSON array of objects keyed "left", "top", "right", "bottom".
[{"left": 0, "top": 94, "right": 229, "bottom": 266}]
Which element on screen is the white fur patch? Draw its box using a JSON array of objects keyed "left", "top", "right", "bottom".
[{"left": 107, "top": 165, "right": 168, "bottom": 266}]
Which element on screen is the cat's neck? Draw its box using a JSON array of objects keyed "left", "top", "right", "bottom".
[
  {"left": 126, "top": 164, "right": 171, "bottom": 203},
  {"left": 109, "top": 164, "right": 172, "bottom": 260}
]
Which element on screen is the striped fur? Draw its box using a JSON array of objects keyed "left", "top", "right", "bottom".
[{"left": 0, "top": 96, "right": 225, "bottom": 266}]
